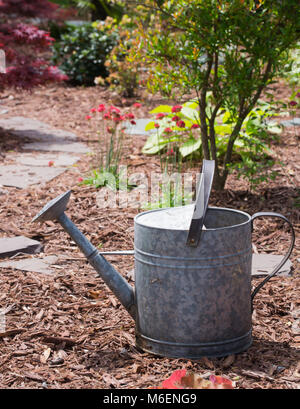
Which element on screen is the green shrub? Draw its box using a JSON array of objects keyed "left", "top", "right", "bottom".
[
  {"left": 99, "top": 15, "right": 142, "bottom": 97},
  {"left": 52, "top": 19, "right": 118, "bottom": 85},
  {"left": 135, "top": 0, "right": 300, "bottom": 189}
]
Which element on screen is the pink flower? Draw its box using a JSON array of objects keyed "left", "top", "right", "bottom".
[
  {"left": 172, "top": 115, "right": 180, "bottom": 122},
  {"left": 97, "top": 104, "right": 106, "bottom": 112},
  {"left": 296, "top": 92, "right": 300, "bottom": 98},
  {"left": 171, "top": 105, "right": 182, "bottom": 113},
  {"left": 126, "top": 113, "right": 135, "bottom": 119},
  {"left": 289, "top": 100, "right": 297, "bottom": 107},
  {"left": 85, "top": 115, "right": 92, "bottom": 120},
  {"left": 156, "top": 113, "right": 165, "bottom": 120},
  {"left": 78, "top": 177, "right": 84, "bottom": 182},
  {"left": 176, "top": 120, "right": 186, "bottom": 128},
  {"left": 109, "top": 105, "right": 121, "bottom": 114},
  {"left": 133, "top": 102, "right": 142, "bottom": 108},
  {"left": 104, "top": 113, "right": 111, "bottom": 120},
  {"left": 166, "top": 148, "right": 175, "bottom": 156},
  {"left": 48, "top": 160, "right": 54, "bottom": 167},
  {"left": 154, "top": 123, "right": 160, "bottom": 128},
  {"left": 164, "top": 127, "right": 172, "bottom": 134},
  {"left": 113, "top": 115, "right": 126, "bottom": 122},
  {"left": 90, "top": 108, "right": 97, "bottom": 113},
  {"left": 191, "top": 123, "right": 200, "bottom": 129}
]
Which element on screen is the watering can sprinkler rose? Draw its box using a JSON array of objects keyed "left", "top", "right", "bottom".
[{"left": 32, "top": 160, "right": 295, "bottom": 358}]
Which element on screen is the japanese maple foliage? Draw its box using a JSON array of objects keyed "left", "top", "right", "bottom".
[{"left": 0, "top": 0, "right": 67, "bottom": 90}]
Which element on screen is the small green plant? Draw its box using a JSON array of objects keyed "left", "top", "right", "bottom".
[
  {"left": 142, "top": 172, "right": 193, "bottom": 210},
  {"left": 52, "top": 19, "right": 118, "bottom": 85}
]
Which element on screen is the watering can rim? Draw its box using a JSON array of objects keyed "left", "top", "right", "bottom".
[{"left": 134, "top": 205, "right": 252, "bottom": 232}]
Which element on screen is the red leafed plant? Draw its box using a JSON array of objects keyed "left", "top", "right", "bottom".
[
  {"left": 154, "top": 369, "right": 235, "bottom": 389},
  {"left": 0, "top": 0, "right": 67, "bottom": 91}
]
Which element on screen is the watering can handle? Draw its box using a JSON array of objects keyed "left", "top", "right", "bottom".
[
  {"left": 251, "top": 212, "right": 295, "bottom": 304},
  {"left": 186, "top": 159, "right": 215, "bottom": 247}
]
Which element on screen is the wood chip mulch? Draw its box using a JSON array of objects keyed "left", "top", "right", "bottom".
[{"left": 0, "top": 83, "right": 299, "bottom": 389}]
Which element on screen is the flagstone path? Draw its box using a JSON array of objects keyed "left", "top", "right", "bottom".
[
  {"left": 0, "top": 116, "right": 90, "bottom": 264},
  {"left": 0, "top": 116, "right": 89, "bottom": 189}
]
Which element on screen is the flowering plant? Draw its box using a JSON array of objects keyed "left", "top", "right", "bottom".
[
  {"left": 143, "top": 100, "right": 201, "bottom": 163},
  {"left": 83, "top": 102, "right": 139, "bottom": 189},
  {"left": 143, "top": 98, "right": 283, "bottom": 188}
]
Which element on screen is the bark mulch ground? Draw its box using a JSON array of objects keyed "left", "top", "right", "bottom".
[{"left": 0, "top": 83, "right": 299, "bottom": 389}]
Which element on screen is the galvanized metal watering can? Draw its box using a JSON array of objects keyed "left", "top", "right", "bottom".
[{"left": 33, "top": 160, "right": 295, "bottom": 358}]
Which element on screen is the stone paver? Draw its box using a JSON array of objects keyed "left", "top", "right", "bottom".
[
  {"left": 251, "top": 254, "right": 292, "bottom": 277},
  {"left": 0, "top": 255, "right": 58, "bottom": 275},
  {"left": 0, "top": 236, "right": 43, "bottom": 258},
  {"left": 124, "top": 118, "right": 155, "bottom": 135},
  {"left": 15, "top": 152, "right": 80, "bottom": 167},
  {"left": 0, "top": 116, "right": 89, "bottom": 188},
  {"left": 0, "top": 116, "right": 77, "bottom": 141},
  {"left": 23, "top": 140, "right": 89, "bottom": 154},
  {"left": 0, "top": 164, "right": 66, "bottom": 188},
  {"left": 280, "top": 117, "right": 300, "bottom": 127},
  {"left": 0, "top": 116, "right": 89, "bottom": 276}
]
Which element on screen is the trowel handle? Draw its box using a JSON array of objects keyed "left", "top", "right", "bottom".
[{"left": 250, "top": 212, "right": 295, "bottom": 304}]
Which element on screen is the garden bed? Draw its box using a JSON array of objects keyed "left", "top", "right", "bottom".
[{"left": 0, "top": 82, "right": 299, "bottom": 389}]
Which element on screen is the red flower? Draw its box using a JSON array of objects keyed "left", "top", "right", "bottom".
[
  {"left": 172, "top": 115, "right": 180, "bottom": 121},
  {"left": 156, "top": 113, "right": 165, "bottom": 120},
  {"left": 167, "top": 148, "right": 175, "bottom": 156},
  {"left": 104, "top": 113, "right": 111, "bottom": 120},
  {"left": 133, "top": 102, "right": 142, "bottom": 108},
  {"left": 109, "top": 105, "right": 121, "bottom": 114},
  {"left": 97, "top": 104, "right": 105, "bottom": 112},
  {"left": 131, "top": 120, "right": 136, "bottom": 125},
  {"left": 161, "top": 369, "right": 187, "bottom": 389},
  {"left": 289, "top": 100, "right": 297, "bottom": 107},
  {"left": 106, "top": 126, "right": 114, "bottom": 133},
  {"left": 172, "top": 105, "right": 182, "bottom": 113},
  {"left": 176, "top": 120, "right": 186, "bottom": 128},
  {"left": 164, "top": 127, "right": 172, "bottom": 134},
  {"left": 191, "top": 123, "right": 200, "bottom": 129},
  {"left": 126, "top": 113, "right": 135, "bottom": 119},
  {"left": 85, "top": 115, "right": 92, "bottom": 120},
  {"left": 78, "top": 177, "right": 84, "bottom": 182},
  {"left": 48, "top": 160, "right": 54, "bottom": 167},
  {"left": 113, "top": 115, "right": 126, "bottom": 122},
  {"left": 90, "top": 108, "right": 97, "bottom": 113},
  {"left": 154, "top": 123, "right": 160, "bottom": 128}
]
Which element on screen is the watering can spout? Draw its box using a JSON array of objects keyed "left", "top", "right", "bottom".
[{"left": 32, "top": 191, "right": 136, "bottom": 319}]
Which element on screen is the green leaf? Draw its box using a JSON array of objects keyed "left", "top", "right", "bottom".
[
  {"left": 179, "top": 138, "right": 201, "bottom": 157},
  {"left": 150, "top": 105, "right": 172, "bottom": 114},
  {"left": 214, "top": 124, "right": 233, "bottom": 136},
  {"left": 181, "top": 106, "right": 199, "bottom": 121},
  {"left": 266, "top": 122, "right": 282, "bottom": 134},
  {"left": 142, "top": 133, "right": 167, "bottom": 154},
  {"left": 145, "top": 121, "right": 156, "bottom": 131},
  {"left": 183, "top": 100, "right": 199, "bottom": 110}
]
